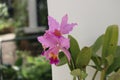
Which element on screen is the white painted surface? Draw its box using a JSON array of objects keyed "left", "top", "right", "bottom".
[
  {"left": 28, "top": 0, "right": 37, "bottom": 28},
  {"left": 47, "top": 0, "right": 120, "bottom": 80}
]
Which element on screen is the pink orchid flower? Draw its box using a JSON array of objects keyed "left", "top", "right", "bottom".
[
  {"left": 37, "top": 14, "right": 77, "bottom": 65},
  {"left": 38, "top": 32, "right": 70, "bottom": 65},
  {"left": 48, "top": 14, "right": 77, "bottom": 37}
]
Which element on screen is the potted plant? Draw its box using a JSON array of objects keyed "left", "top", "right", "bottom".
[{"left": 37, "top": 14, "right": 120, "bottom": 80}]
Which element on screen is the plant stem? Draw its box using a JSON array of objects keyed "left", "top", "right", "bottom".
[
  {"left": 100, "top": 69, "right": 106, "bottom": 80},
  {"left": 100, "top": 66, "right": 108, "bottom": 80},
  {"left": 92, "top": 70, "right": 98, "bottom": 80},
  {"left": 77, "top": 76, "right": 81, "bottom": 80},
  {"left": 77, "top": 76, "right": 86, "bottom": 80}
]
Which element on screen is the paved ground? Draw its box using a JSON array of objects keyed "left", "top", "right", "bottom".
[{"left": 0, "top": 33, "right": 16, "bottom": 64}]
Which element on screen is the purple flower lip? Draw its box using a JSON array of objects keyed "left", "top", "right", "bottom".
[{"left": 49, "top": 52, "right": 59, "bottom": 65}]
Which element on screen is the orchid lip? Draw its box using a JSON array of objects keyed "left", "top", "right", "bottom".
[
  {"left": 49, "top": 52, "right": 59, "bottom": 65},
  {"left": 53, "top": 29, "right": 62, "bottom": 37}
]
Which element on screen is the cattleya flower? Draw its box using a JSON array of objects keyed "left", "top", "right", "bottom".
[
  {"left": 37, "top": 14, "right": 77, "bottom": 65},
  {"left": 38, "top": 32, "right": 70, "bottom": 65}
]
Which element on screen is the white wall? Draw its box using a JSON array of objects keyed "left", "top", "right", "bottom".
[{"left": 47, "top": 0, "right": 120, "bottom": 80}]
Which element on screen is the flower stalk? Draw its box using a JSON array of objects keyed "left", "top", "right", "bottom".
[{"left": 92, "top": 70, "right": 98, "bottom": 80}]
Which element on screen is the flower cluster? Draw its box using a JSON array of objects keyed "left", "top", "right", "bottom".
[{"left": 37, "top": 14, "right": 77, "bottom": 65}]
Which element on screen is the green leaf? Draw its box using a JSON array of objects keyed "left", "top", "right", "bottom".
[
  {"left": 91, "top": 35, "right": 104, "bottom": 71},
  {"left": 27, "top": 56, "right": 34, "bottom": 63},
  {"left": 108, "top": 69, "right": 120, "bottom": 80},
  {"left": 73, "top": 76, "right": 76, "bottom": 80},
  {"left": 91, "top": 56, "right": 103, "bottom": 71},
  {"left": 57, "top": 52, "right": 68, "bottom": 66},
  {"left": 15, "top": 57, "right": 23, "bottom": 66},
  {"left": 106, "top": 46, "right": 120, "bottom": 74},
  {"left": 90, "top": 65, "right": 102, "bottom": 71},
  {"left": 107, "top": 57, "right": 120, "bottom": 75},
  {"left": 76, "top": 47, "right": 92, "bottom": 68},
  {"left": 68, "top": 35, "right": 81, "bottom": 70},
  {"left": 105, "top": 54, "right": 114, "bottom": 66},
  {"left": 91, "top": 35, "right": 104, "bottom": 56},
  {"left": 21, "top": 67, "right": 28, "bottom": 78},
  {"left": 68, "top": 35, "right": 80, "bottom": 62},
  {"left": 115, "top": 46, "right": 120, "bottom": 57},
  {"left": 71, "top": 69, "right": 81, "bottom": 76},
  {"left": 71, "top": 69, "right": 87, "bottom": 79},
  {"left": 102, "top": 25, "right": 119, "bottom": 63}
]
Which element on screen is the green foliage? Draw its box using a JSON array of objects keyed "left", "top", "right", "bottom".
[
  {"left": 76, "top": 47, "right": 92, "bottom": 69},
  {"left": 57, "top": 52, "right": 68, "bottom": 66},
  {"left": 15, "top": 57, "right": 23, "bottom": 67},
  {"left": 47, "top": 25, "right": 120, "bottom": 80},
  {"left": 1, "top": 50, "right": 52, "bottom": 80},
  {"left": 1, "top": 64, "right": 18, "bottom": 80},
  {"left": 108, "top": 69, "right": 120, "bottom": 80},
  {"left": 91, "top": 35, "right": 104, "bottom": 56},
  {"left": 90, "top": 25, "right": 119, "bottom": 80},
  {"left": 71, "top": 69, "right": 87, "bottom": 80},
  {"left": 68, "top": 35, "right": 81, "bottom": 64},
  {"left": 1, "top": 24, "right": 119, "bottom": 80},
  {"left": 0, "top": 3, "right": 8, "bottom": 18},
  {"left": 0, "top": 3, "right": 14, "bottom": 33},
  {"left": 91, "top": 35, "right": 104, "bottom": 71},
  {"left": 107, "top": 46, "right": 120, "bottom": 74},
  {"left": 12, "top": 0, "right": 28, "bottom": 27},
  {"left": 20, "top": 57, "right": 52, "bottom": 80},
  {"left": 91, "top": 56, "right": 103, "bottom": 71},
  {"left": 68, "top": 35, "right": 81, "bottom": 70},
  {"left": 0, "top": 20, "right": 12, "bottom": 30},
  {"left": 102, "top": 25, "right": 119, "bottom": 66}
]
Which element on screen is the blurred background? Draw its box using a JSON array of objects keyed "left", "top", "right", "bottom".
[{"left": 0, "top": 0, "right": 52, "bottom": 80}]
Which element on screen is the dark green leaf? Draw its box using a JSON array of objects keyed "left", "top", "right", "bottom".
[
  {"left": 68, "top": 35, "right": 80, "bottom": 69},
  {"left": 68, "top": 35, "right": 80, "bottom": 62},
  {"left": 15, "top": 57, "right": 23, "bottom": 66},
  {"left": 89, "top": 65, "right": 102, "bottom": 71},
  {"left": 91, "top": 56, "right": 102, "bottom": 71},
  {"left": 106, "top": 46, "right": 120, "bottom": 74},
  {"left": 107, "top": 57, "right": 120, "bottom": 75},
  {"left": 91, "top": 35, "right": 104, "bottom": 56}
]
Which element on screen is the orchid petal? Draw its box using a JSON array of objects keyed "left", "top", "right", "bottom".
[
  {"left": 48, "top": 16, "right": 60, "bottom": 31},
  {"left": 43, "top": 47, "right": 59, "bottom": 65},
  {"left": 37, "top": 36, "right": 49, "bottom": 48},
  {"left": 60, "top": 14, "right": 77, "bottom": 34},
  {"left": 43, "top": 47, "right": 59, "bottom": 58},
  {"left": 61, "top": 48, "right": 71, "bottom": 62},
  {"left": 37, "top": 31, "right": 58, "bottom": 48},
  {"left": 61, "top": 14, "right": 68, "bottom": 27},
  {"left": 60, "top": 23, "right": 77, "bottom": 34},
  {"left": 59, "top": 37, "right": 70, "bottom": 49}
]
